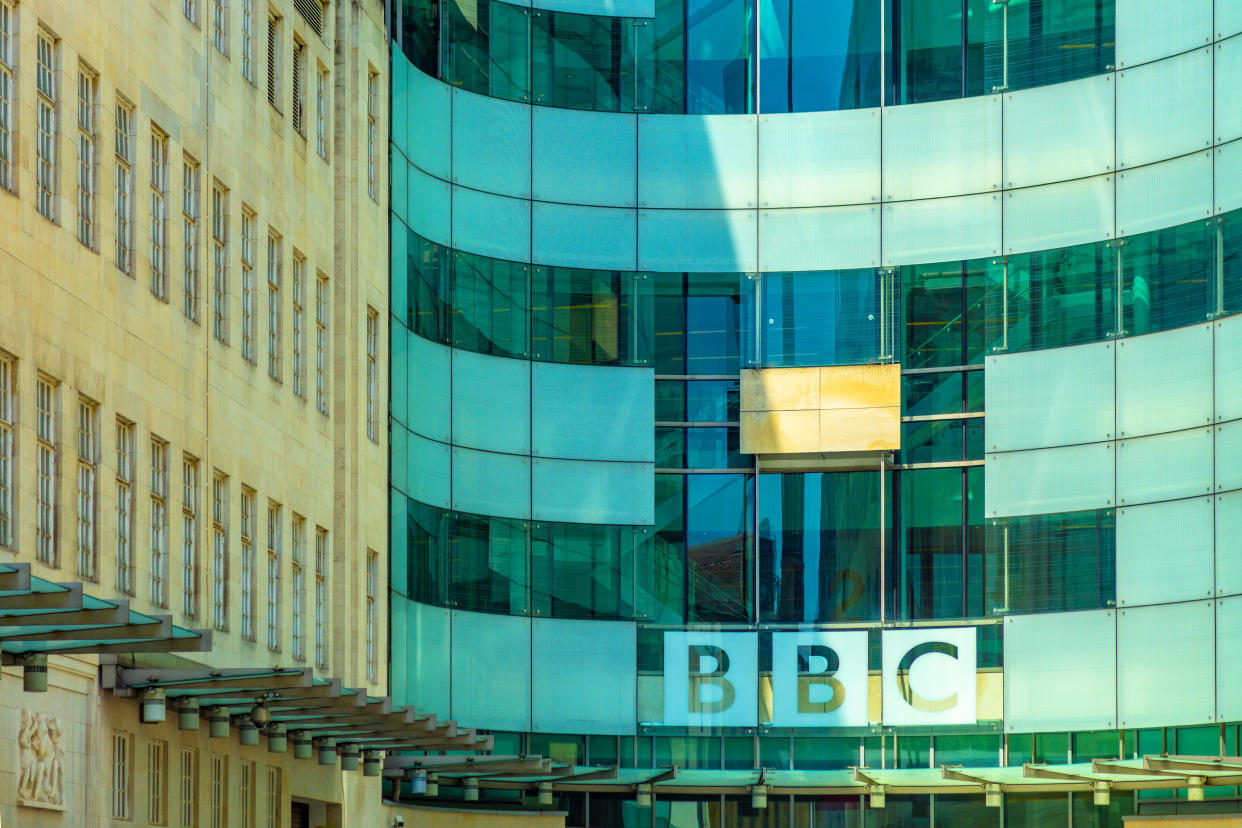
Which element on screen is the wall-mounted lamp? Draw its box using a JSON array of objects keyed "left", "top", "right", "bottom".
[
  {"left": 266, "top": 723, "right": 287, "bottom": 753},
  {"left": 22, "top": 653, "right": 48, "bottom": 692},
  {"left": 141, "top": 688, "right": 167, "bottom": 723},
  {"left": 463, "top": 777, "right": 479, "bottom": 802},
  {"left": 317, "top": 738, "right": 337, "bottom": 766},
  {"left": 340, "top": 743, "right": 360, "bottom": 772},
  {"left": 291, "top": 730, "right": 312, "bottom": 759},
  {"left": 176, "top": 698, "right": 199, "bottom": 730},
  {"left": 206, "top": 707, "right": 230, "bottom": 738}
]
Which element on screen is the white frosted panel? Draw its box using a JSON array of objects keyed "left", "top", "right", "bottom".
[
  {"left": 1218, "top": 37, "right": 1242, "bottom": 143},
  {"left": 392, "top": 50, "right": 418, "bottom": 161},
  {"left": 398, "top": 600, "right": 452, "bottom": 714},
  {"left": 882, "top": 194, "right": 1002, "bottom": 267},
  {"left": 452, "top": 187, "right": 531, "bottom": 262},
  {"left": 530, "top": 0, "right": 653, "bottom": 14},
  {"left": 1117, "top": 601, "right": 1216, "bottom": 728},
  {"left": 1218, "top": 492, "right": 1242, "bottom": 594},
  {"left": 1003, "top": 74, "right": 1115, "bottom": 188},
  {"left": 407, "top": 166, "right": 452, "bottom": 247},
  {"left": 531, "top": 362, "right": 654, "bottom": 462},
  {"left": 532, "top": 203, "right": 636, "bottom": 270},
  {"left": 451, "top": 88, "right": 531, "bottom": 198},
  {"left": 1117, "top": 48, "right": 1214, "bottom": 169},
  {"left": 638, "top": 209, "right": 757, "bottom": 272},
  {"left": 638, "top": 115, "right": 757, "bottom": 209},
  {"left": 403, "top": 64, "right": 452, "bottom": 179},
  {"left": 880, "top": 628, "right": 977, "bottom": 726},
  {"left": 452, "top": 349, "right": 531, "bottom": 454},
  {"left": 1217, "top": 597, "right": 1242, "bottom": 720},
  {"left": 531, "top": 619, "right": 637, "bottom": 734},
  {"left": 451, "top": 446, "right": 531, "bottom": 519},
  {"left": 1116, "top": 151, "right": 1214, "bottom": 237},
  {"left": 407, "top": 432, "right": 451, "bottom": 509},
  {"left": 1116, "top": 0, "right": 1212, "bottom": 67},
  {"left": 985, "top": 442, "right": 1115, "bottom": 518},
  {"left": 758, "top": 109, "right": 880, "bottom": 208},
  {"left": 1003, "top": 175, "right": 1115, "bottom": 255},
  {"left": 985, "top": 342, "right": 1115, "bottom": 452},
  {"left": 1221, "top": 2, "right": 1242, "bottom": 37},
  {"left": 1117, "top": 497, "right": 1215, "bottom": 606},
  {"left": 1116, "top": 324, "right": 1213, "bottom": 437},
  {"left": 1216, "top": 140, "right": 1242, "bottom": 214},
  {"left": 408, "top": 333, "right": 452, "bottom": 443},
  {"left": 883, "top": 96, "right": 1001, "bottom": 201},
  {"left": 1218, "top": 419, "right": 1242, "bottom": 491},
  {"left": 450, "top": 611, "right": 532, "bottom": 731},
  {"left": 758, "top": 206, "right": 880, "bottom": 271},
  {"left": 532, "top": 109, "right": 636, "bottom": 206},
  {"left": 1117, "top": 427, "right": 1215, "bottom": 505},
  {"left": 1004, "top": 610, "right": 1117, "bottom": 731},
  {"left": 1216, "top": 314, "right": 1242, "bottom": 421},
  {"left": 532, "top": 458, "right": 654, "bottom": 524}
]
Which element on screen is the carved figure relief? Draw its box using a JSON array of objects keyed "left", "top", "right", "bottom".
[{"left": 18, "top": 710, "right": 65, "bottom": 808}]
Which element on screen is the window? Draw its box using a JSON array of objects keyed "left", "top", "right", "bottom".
[
  {"left": 35, "top": 375, "right": 58, "bottom": 565},
  {"left": 211, "top": 472, "right": 228, "bottom": 630},
  {"left": 241, "top": 0, "right": 255, "bottom": 82},
  {"left": 314, "top": 273, "right": 328, "bottom": 414},
  {"left": 290, "top": 515, "right": 304, "bottom": 660},
  {"left": 241, "top": 207, "right": 256, "bottom": 362},
  {"left": 267, "top": 231, "right": 282, "bottom": 381},
  {"left": 239, "top": 760, "right": 256, "bottom": 828},
  {"left": 291, "top": 254, "right": 305, "bottom": 398},
  {"left": 76, "top": 397, "right": 98, "bottom": 580},
  {"left": 266, "top": 501, "right": 281, "bottom": 651},
  {"left": 111, "top": 732, "right": 132, "bottom": 819},
  {"left": 366, "top": 549, "right": 377, "bottom": 681},
  {"left": 148, "top": 739, "right": 168, "bottom": 825},
  {"left": 76, "top": 66, "right": 98, "bottom": 247},
  {"left": 314, "top": 526, "right": 327, "bottom": 668},
  {"left": 0, "top": 0, "right": 15, "bottom": 192},
  {"left": 211, "top": 183, "right": 228, "bottom": 343},
  {"left": 0, "top": 353, "right": 13, "bottom": 549},
  {"left": 150, "top": 126, "right": 169, "bottom": 299},
  {"left": 116, "top": 418, "right": 135, "bottom": 593},
  {"left": 366, "top": 68, "right": 377, "bottom": 201},
  {"left": 315, "top": 64, "right": 328, "bottom": 158},
  {"left": 115, "top": 98, "right": 135, "bottom": 273},
  {"left": 240, "top": 487, "right": 255, "bottom": 640},
  {"left": 178, "top": 747, "right": 198, "bottom": 828},
  {"left": 291, "top": 38, "right": 306, "bottom": 134},
  {"left": 35, "top": 28, "right": 57, "bottom": 220},
  {"left": 365, "top": 307, "right": 378, "bottom": 442},
  {"left": 183, "top": 156, "right": 201, "bottom": 320},
  {"left": 209, "top": 755, "right": 226, "bottom": 828},
  {"left": 265, "top": 766, "right": 281, "bottom": 828},
  {"left": 150, "top": 436, "right": 168, "bottom": 606},
  {"left": 182, "top": 455, "right": 199, "bottom": 619},
  {"left": 184, "top": 0, "right": 199, "bottom": 25},
  {"left": 212, "top": 0, "right": 228, "bottom": 55},
  {"left": 265, "top": 11, "right": 281, "bottom": 111}
]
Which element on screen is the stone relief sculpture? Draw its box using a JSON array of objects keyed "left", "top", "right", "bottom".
[{"left": 18, "top": 710, "right": 65, "bottom": 808}]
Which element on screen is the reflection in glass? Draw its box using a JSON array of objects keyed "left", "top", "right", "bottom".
[
  {"left": 988, "top": 508, "right": 1116, "bottom": 613},
  {"left": 753, "top": 270, "right": 882, "bottom": 367},
  {"left": 451, "top": 250, "right": 529, "bottom": 358},
  {"left": 447, "top": 510, "right": 529, "bottom": 614},
  {"left": 685, "top": 0, "right": 750, "bottom": 113},
  {"left": 530, "top": 266, "right": 652, "bottom": 365},
  {"left": 758, "top": 0, "right": 881, "bottom": 113},
  {"left": 687, "top": 473, "right": 752, "bottom": 622},
  {"left": 531, "top": 522, "right": 634, "bottom": 619}
]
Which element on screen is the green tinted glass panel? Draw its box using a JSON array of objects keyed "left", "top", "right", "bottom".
[
  {"left": 530, "top": 267, "right": 652, "bottom": 366},
  {"left": 792, "top": 737, "right": 860, "bottom": 770},
  {"left": 755, "top": 270, "right": 881, "bottom": 367},
  {"left": 656, "top": 736, "right": 721, "bottom": 769},
  {"left": 447, "top": 511, "right": 529, "bottom": 613},
  {"left": 656, "top": 381, "right": 687, "bottom": 422},
  {"left": 1072, "top": 731, "right": 1121, "bottom": 761},
  {"left": 529, "top": 733, "right": 585, "bottom": 765},
  {"left": 408, "top": 230, "right": 450, "bottom": 343},
  {"left": 988, "top": 508, "right": 1116, "bottom": 614},
  {"left": 987, "top": 0, "right": 1115, "bottom": 94},
  {"left": 935, "top": 734, "right": 999, "bottom": 768},
  {"left": 530, "top": 522, "right": 634, "bottom": 619},
  {"left": 451, "top": 250, "right": 529, "bottom": 358},
  {"left": 686, "top": 473, "right": 751, "bottom": 622},
  {"left": 532, "top": 8, "right": 628, "bottom": 112},
  {"left": 898, "top": 468, "right": 965, "bottom": 620},
  {"left": 1122, "top": 219, "right": 1213, "bottom": 337}
]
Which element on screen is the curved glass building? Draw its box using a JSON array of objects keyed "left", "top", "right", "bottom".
[{"left": 387, "top": 0, "right": 1242, "bottom": 823}]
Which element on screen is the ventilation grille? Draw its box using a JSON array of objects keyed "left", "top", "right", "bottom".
[{"left": 292, "top": 0, "right": 323, "bottom": 38}]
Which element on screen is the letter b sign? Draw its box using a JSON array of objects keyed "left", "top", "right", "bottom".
[{"left": 663, "top": 632, "right": 757, "bottom": 727}]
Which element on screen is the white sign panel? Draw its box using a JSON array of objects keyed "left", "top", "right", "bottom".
[
  {"left": 770, "top": 631, "right": 868, "bottom": 727},
  {"left": 881, "top": 628, "right": 977, "bottom": 726},
  {"left": 662, "top": 631, "right": 758, "bottom": 727}
]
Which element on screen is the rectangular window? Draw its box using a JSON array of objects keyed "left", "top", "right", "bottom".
[
  {"left": 35, "top": 28, "right": 57, "bottom": 220},
  {"left": 111, "top": 732, "right": 132, "bottom": 820},
  {"left": 0, "top": 0, "right": 15, "bottom": 192},
  {"left": 35, "top": 374, "right": 58, "bottom": 565},
  {"left": 315, "top": 63, "right": 328, "bottom": 159},
  {"left": 241, "top": 0, "right": 255, "bottom": 82},
  {"left": 150, "top": 126, "right": 169, "bottom": 299},
  {"left": 114, "top": 98, "right": 135, "bottom": 274},
  {"left": 178, "top": 747, "right": 198, "bottom": 828},
  {"left": 0, "top": 352, "right": 13, "bottom": 549},
  {"left": 365, "top": 307, "right": 378, "bottom": 442},
  {"left": 148, "top": 739, "right": 168, "bottom": 825},
  {"left": 150, "top": 436, "right": 168, "bottom": 606},
  {"left": 266, "top": 501, "right": 281, "bottom": 651},
  {"left": 76, "top": 65, "right": 97, "bottom": 247},
  {"left": 182, "top": 156, "right": 201, "bottom": 321},
  {"left": 366, "top": 68, "right": 377, "bottom": 201},
  {"left": 76, "top": 397, "right": 98, "bottom": 580},
  {"left": 291, "top": 254, "right": 305, "bottom": 398},
  {"left": 211, "top": 182, "right": 228, "bottom": 343},
  {"left": 209, "top": 754, "right": 226, "bottom": 828},
  {"left": 184, "top": 0, "right": 199, "bottom": 25},
  {"left": 314, "top": 526, "right": 327, "bottom": 668},
  {"left": 314, "top": 273, "right": 328, "bottom": 414},
  {"left": 212, "top": 0, "right": 228, "bottom": 55},
  {"left": 265, "top": 11, "right": 281, "bottom": 111},
  {"left": 181, "top": 454, "right": 199, "bottom": 619},
  {"left": 239, "top": 760, "right": 256, "bottom": 828},
  {"left": 241, "top": 207, "right": 256, "bottom": 363},
  {"left": 211, "top": 472, "right": 228, "bottom": 630},
  {"left": 115, "top": 417, "right": 135, "bottom": 593},
  {"left": 366, "top": 549, "right": 377, "bottom": 681},
  {"left": 290, "top": 515, "right": 304, "bottom": 660},
  {"left": 265, "top": 766, "right": 281, "bottom": 828},
  {"left": 291, "top": 38, "right": 305, "bottom": 134},
  {"left": 240, "top": 487, "right": 255, "bottom": 640},
  {"left": 267, "top": 231, "right": 282, "bottom": 381}
]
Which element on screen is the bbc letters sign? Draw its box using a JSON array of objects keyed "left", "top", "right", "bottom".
[{"left": 661, "top": 628, "right": 976, "bottom": 727}]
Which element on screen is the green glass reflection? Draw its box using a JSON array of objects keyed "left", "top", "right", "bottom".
[
  {"left": 636, "top": 475, "right": 686, "bottom": 622},
  {"left": 447, "top": 511, "right": 529, "bottom": 614},
  {"left": 529, "top": 733, "right": 585, "bottom": 765},
  {"left": 897, "top": 468, "right": 965, "bottom": 620},
  {"left": 988, "top": 508, "right": 1116, "bottom": 614},
  {"left": 656, "top": 736, "right": 722, "bottom": 769},
  {"left": 686, "top": 473, "right": 751, "bottom": 622},
  {"left": 407, "top": 229, "right": 450, "bottom": 343},
  {"left": 867, "top": 795, "right": 930, "bottom": 828},
  {"left": 530, "top": 266, "right": 652, "bottom": 366},
  {"left": 1122, "top": 220, "right": 1213, "bottom": 337},
  {"left": 935, "top": 734, "right": 999, "bottom": 768},
  {"left": 1071, "top": 791, "right": 1133, "bottom": 828},
  {"left": 656, "top": 380, "right": 687, "bottom": 422},
  {"left": 451, "top": 250, "right": 529, "bottom": 358},
  {"left": 532, "top": 8, "right": 630, "bottom": 112},
  {"left": 986, "top": 0, "right": 1115, "bottom": 94},
  {"left": 530, "top": 521, "right": 635, "bottom": 619},
  {"left": 933, "top": 795, "right": 998, "bottom": 828},
  {"left": 1004, "top": 793, "right": 1068, "bottom": 827},
  {"left": 792, "top": 737, "right": 860, "bottom": 770},
  {"left": 1072, "top": 731, "right": 1121, "bottom": 761},
  {"left": 897, "top": 735, "right": 930, "bottom": 769}
]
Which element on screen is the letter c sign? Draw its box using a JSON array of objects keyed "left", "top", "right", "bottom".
[{"left": 880, "top": 628, "right": 977, "bottom": 726}]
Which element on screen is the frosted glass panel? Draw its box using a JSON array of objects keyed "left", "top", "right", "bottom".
[
  {"left": 1003, "top": 175, "right": 1115, "bottom": 255},
  {"left": 1216, "top": 314, "right": 1242, "bottom": 421},
  {"left": 1220, "top": 1, "right": 1242, "bottom": 38},
  {"left": 532, "top": 109, "right": 636, "bottom": 207},
  {"left": 408, "top": 166, "right": 452, "bottom": 247},
  {"left": 758, "top": 205, "right": 880, "bottom": 272},
  {"left": 758, "top": 109, "right": 880, "bottom": 208},
  {"left": 985, "top": 343, "right": 1115, "bottom": 452},
  {"left": 1004, "top": 610, "right": 1117, "bottom": 732},
  {"left": 1116, "top": 497, "right": 1215, "bottom": 606},
  {"left": 1117, "top": 600, "right": 1215, "bottom": 728},
  {"left": 532, "top": 362, "right": 654, "bottom": 462},
  {"left": 638, "top": 209, "right": 757, "bottom": 272},
  {"left": 986, "top": 442, "right": 1115, "bottom": 518},
  {"left": 1117, "top": 48, "right": 1214, "bottom": 169},
  {"left": 451, "top": 446, "right": 532, "bottom": 519},
  {"left": 403, "top": 63, "right": 452, "bottom": 179},
  {"left": 452, "top": 187, "right": 531, "bottom": 262},
  {"left": 532, "top": 203, "right": 637, "bottom": 270},
  {"left": 1117, "top": 324, "right": 1214, "bottom": 437},
  {"left": 1216, "top": 140, "right": 1242, "bottom": 214},
  {"left": 1003, "top": 74, "right": 1115, "bottom": 189},
  {"left": 450, "top": 610, "right": 533, "bottom": 731},
  {"left": 407, "top": 333, "right": 452, "bottom": 443},
  {"left": 1218, "top": 37, "right": 1242, "bottom": 143},
  {"left": 391, "top": 154, "right": 409, "bottom": 225},
  {"left": 407, "top": 432, "right": 452, "bottom": 509},
  {"left": 638, "top": 115, "right": 757, "bottom": 209},
  {"left": 1217, "top": 596, "right": 1242, "bottom": 720},
  {"left": 391, "top": 318, "right": 409, "bottom": 425},
  {"left": 451, "top": 88, "right": 531, "bottom": 198},
  {"left": 1117, "top": 427, "right": 1215, "bottom": 505},
  {"left": 531, "top": 618, "right": 637, "bottom": 734},
  {"left": 1116, "top": 0, "right": 1213, "bottom": 67},
  {"left": 452, "top": 349, "right": 531, "bottom": 454},
  {"left": 882, "top": 194, "right": 1002, "bottom": 267},
  {"left": 532, "top": 458, "right": 654, "bottom": 524},
  {"left": 1116, "top": 151, "right": 1214, "bottom": 238},
  {"left": 1217, "top": 419, "right": 1242, "bottom": 492},
  {"left": 396, "top": 600, "right": 452, "bottom": 714},
  {"left": 882, "top": 95, "right": 1002, "bottom": 201},
  {"left": 1215, "top": 491, "right": 1242, "bottom": 595}
]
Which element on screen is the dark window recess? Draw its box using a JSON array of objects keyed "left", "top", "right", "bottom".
[{"left": 290, "top": 800, "right": 310, "bottom": 828}]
